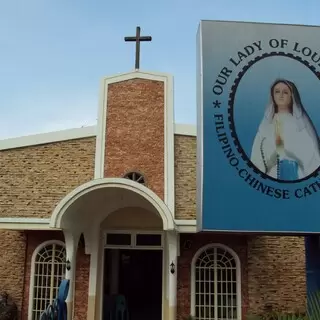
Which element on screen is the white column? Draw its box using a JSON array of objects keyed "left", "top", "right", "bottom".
[
  {"left": 167, "top": 231, "right": 178, "bottom": 320},
  {"left": 64, "top": 230, "right": 80, "bottom": 320}
]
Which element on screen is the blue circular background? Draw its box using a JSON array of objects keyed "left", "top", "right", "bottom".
[{"left": 233, "top": 56, "right": 320, "bottom": 167}]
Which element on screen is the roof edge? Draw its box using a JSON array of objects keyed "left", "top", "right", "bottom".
[{"left": 0, "top": 123, "right": 196, "bottom": 151}]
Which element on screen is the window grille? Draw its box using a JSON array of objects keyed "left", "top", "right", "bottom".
[
  {"left": 192, "top": 245, "right": 240, "bottom": 320},
  {"left": 104, "top": 231, "right": 163, "bottom": 249},
  {"left": 30, "top": 241, "right": 66, "bottom": 320},
  {"left": 123, "top": 171, "right": 146, "bottom": 185}
]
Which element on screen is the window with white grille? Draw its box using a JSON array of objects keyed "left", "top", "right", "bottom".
[
  {"left": 191, "top": 244, "right": 241, "bottom": 320},
  {"left": 29, "top": 241, "right": 66, "bottom": 320}
]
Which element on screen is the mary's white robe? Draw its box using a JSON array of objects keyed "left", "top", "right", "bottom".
[{"left": 250, "top": 77, "right": 320, "bottom": 182}]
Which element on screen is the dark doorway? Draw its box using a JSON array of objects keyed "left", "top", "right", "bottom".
[{"left": 103, "top": 249, "right": 163, "bottom": 320}]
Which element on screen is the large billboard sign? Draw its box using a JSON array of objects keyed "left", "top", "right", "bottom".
[{"left": 197, "top": 20, "right": 320, "bottom": 233}]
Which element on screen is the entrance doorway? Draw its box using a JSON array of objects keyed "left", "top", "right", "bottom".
[{"left": 103, "top": 248, "right": 163, "bottom": 320}]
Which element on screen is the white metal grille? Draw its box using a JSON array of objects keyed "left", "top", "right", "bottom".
[
  {"left": 194, "top": 246, "right": 238, "bottom": 320},
  {"left": 31, "top": 242, "right": 66, "bottom": 320}
]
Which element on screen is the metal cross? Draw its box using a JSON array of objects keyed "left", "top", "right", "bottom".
[{"left": 124, "top": 26, "right": 152, "bottom": 70}]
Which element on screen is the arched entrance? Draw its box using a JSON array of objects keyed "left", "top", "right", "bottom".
[{"left": 50, "top": 178, "right": 177, "bottom": 320}]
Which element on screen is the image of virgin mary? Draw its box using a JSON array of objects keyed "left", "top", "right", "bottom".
[{"left": 250, "top": 79, "right": 320, "bottom": 181}]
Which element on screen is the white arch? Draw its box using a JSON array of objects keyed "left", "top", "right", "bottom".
[
  {"left": 190, "top": 243, "right": 242, "bottom": 320},
  {"left": 50, "top": 177, "right": 175, "bottom": 230},
  {"left": 28, "top": 240, "right": 66, "bottom": 320}
]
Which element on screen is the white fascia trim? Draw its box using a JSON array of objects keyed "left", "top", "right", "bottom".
[
  {"left": 174, "top": 124, "right": 196, "bottom": 137},
  {"left": 0, "top": 216, "right": 197, "bottom": 232},
  {"left": 175, "top": 219, "right": 197, "bottom": 225},
  {"left": 97, "top": 69, "right": 173, "bottom": 82},
  {"left": 0, "top": 126, "right": 96, "bottom": 151},
  {"left": 175, "top": 219, "right": 197, "bottom": 233},
  {"left": 0, "top": 217, "right": 53, "bottom": 230}
]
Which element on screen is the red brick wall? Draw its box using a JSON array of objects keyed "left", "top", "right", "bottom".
[
  {"left": 21, "top": 231, "right": 90, "bottom": 320},
  {"left": 104, "top": 79, "right": 165, "bottom": 199},
  {"left": 177, "top": 233, "right": 248, "bottom": 320},
  {"left": 0, "top": 230, "right": 27, "bottom": 317},
  {"left": 73, "top": 245, "right": 90, "bottom": 320}
]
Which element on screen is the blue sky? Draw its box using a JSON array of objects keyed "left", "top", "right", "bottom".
[{"left": 0, "top": 0, "right": 319, "bottom": 139}]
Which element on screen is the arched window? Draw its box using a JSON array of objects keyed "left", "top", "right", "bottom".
[
  {"left": 28, "top": 240, "right": 66, "bottom": 320},
  {"left": 191, "top": 244, "right": 241, "bottom": 320},
  {"left": 123, "top": 171, "right": 146, "bottom": 185}
]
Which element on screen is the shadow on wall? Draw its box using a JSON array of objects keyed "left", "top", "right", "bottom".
[{"left": 0, "top": 292, "right": 18, "bottom": 320}]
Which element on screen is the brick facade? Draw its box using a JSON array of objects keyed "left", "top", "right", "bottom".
[
  {"left": 1, "top": 228, "right": 306, "bottom": 319},
  {"left": 104, "top": 79, "right": 165, "bottom": 200},
  {"left": 174, "top": 135, "right": 196, "bottom": 220},
  {"left": 0, "top": 137, "right": 95, "bottom": 218},
  {"left": 0, "top": 77, "right": 307, "bottom": 319},
  {"left": 0, "top": 230, "right": 26, "bottom": 316},
  {"left": 0, "top": 132, "right": 195, "bottom": 221},
  {"left": 247, "top": 236, "right": 306, "bottom": 315},
  {"left": 0, "top": 131, "right": 307, "bottom": 319}
]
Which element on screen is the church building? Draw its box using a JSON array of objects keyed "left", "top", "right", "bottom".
[{"left": 0, "top": 23, "right": 310, "bottom": 320}]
